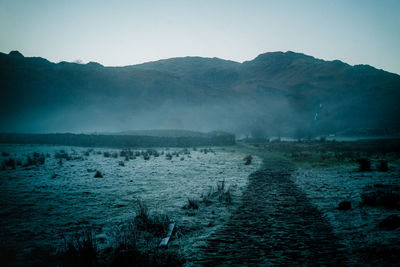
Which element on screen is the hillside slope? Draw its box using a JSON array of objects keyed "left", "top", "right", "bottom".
[{"left": 1, "top": 50, "right": 399, "bottom": 136}]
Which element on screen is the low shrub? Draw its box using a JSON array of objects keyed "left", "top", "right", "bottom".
[
  {"left": 337, "top": 201, "right": 351, "bottom": 210},
  {"left": 5, "top": 158, "right": 16, "bottom": 168},
  {"left": 25, "top": 153, "right": 46, "bottom": 166},
  {"left": 244, "top": 155, "right": 252, "bottom": 165},
  {"left": 201, "top": 188, "right": 213, "bottom": 206},
  {"left": 378, "top": 160, "right": 389, "bottom": 172},
  {"left": 56, "top": 231, "right": 98, "bottom": 266},
  {"left": 94, "top": 171, "right": 103, "bottom": 178},
  {"left": 358, "top": 158, "right": 371, "bottom": 172},
  {"left": 184, "top": 198, "right": 199, "bottom": 210},
  {"left": 134, "top": 200, "right": 170, "bottom": 237},
  {"left": 55, "top": 150, "right": 71, "bottom": 160}
]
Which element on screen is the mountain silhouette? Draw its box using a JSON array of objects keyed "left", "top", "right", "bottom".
[{"left": 0, "top": 50, "right": 399, "bottom": 136}]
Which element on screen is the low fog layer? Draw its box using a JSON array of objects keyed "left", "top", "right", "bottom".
[{"left": 1, "top": 51, "right": 399, "bottom": 137}]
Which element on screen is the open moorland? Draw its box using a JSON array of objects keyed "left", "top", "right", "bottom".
[{"left": 1, "top": 138, "right": 399, "bottom": 266}]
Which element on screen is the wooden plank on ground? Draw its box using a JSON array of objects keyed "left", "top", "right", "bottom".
[{"left": 159, "top": 222, "right": 175, "bottom": 247}]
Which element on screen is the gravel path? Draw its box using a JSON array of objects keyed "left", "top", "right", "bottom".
[{"left": 196, "top": 156, "right": 347, "bottom": 266}]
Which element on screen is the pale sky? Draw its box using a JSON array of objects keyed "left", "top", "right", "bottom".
[{"left": 1, "top": 0, "right": 399, "bottom": 74}]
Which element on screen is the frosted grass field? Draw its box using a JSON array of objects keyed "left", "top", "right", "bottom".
[
  {"left": 291, "top": 164, "right": 400, "bottom": 264},
  {"left": 0, "top": 145, "right": 261, "bottom": 260}
]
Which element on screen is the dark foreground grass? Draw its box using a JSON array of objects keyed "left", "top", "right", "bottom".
[
  {"left": 361, "top": 190, "right": 400, "bottom": 209},
  {"left": 33, "top": 200, "right": 185, "bottom": 267}
]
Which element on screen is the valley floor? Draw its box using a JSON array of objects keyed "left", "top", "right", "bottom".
[{"left": 1, "top": 140, "right": 399, "bottom": 265}]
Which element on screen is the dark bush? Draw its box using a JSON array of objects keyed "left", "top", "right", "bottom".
[
  {"left": 378, "top": 160, "right": 389, "bottom": 172},
  {"left": 55, "top": 150, "right": 71, "bottom": 160},
  {"left": 103, "top": 152, "right": 110, "bottom": 158},
  {"left": 134, "top": 200, "right": 170, "bottom": 236},
  {"left": 244, "top": 155, "right": 252, "bottom": 165},
  {"left": 1, "top": 152, "right": 10, "bottom": 157},
  {"left": 94, "top": 171, "right": 103, "bottom": 178},
  {"left": 5, "top": 158, "right": 15, "bottom": 168},
  {"left": 120, "top": 149, "right": 134, "bottom": 158},
  {"left": 184, "top": 198, "right": 199, "bottom": 210},
  {"left": 337, "top": 201, "right": 351, "bottom": 210},
  {"left": 57, "top": 231, "right": 98, "bottom": 266},
  {"left": 358, "top": 158, "right": 371, "bottom": 172},
  {"left": 24, "top": 153, "right": 45, "bottom": 166}
]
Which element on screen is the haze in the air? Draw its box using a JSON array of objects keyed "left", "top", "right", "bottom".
[{"left": 0, "top": 0, "right": 399, "bottom": 74}]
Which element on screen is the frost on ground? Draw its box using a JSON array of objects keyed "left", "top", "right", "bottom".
[
  {"left": 291, "top": 163, "right": 400, "bottom": 265},
  {"left": 0, "top": 145, "right": 261, "bottom": 264}
]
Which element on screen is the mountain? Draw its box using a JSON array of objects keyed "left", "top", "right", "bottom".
[{"left": 0, "top": 50, "right": 399, "bottom": 137}]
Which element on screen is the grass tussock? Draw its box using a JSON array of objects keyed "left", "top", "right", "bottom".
[
  {"left": 198, "top": 180, "right": 233, "bottom": 207},
  {"left": 26, "top": 152, "right": 46, "bottom": 166},
  {"left": 58, "top": 231, "right": 98, "bottom": 266},
  {"left": 134, "top": 200, "right": 170, "bottom": 237},
  {"left": 94, "top": 170, "right": 103, "bottom": 178},
  {"left": 53, "top": 200, "right": 184, "bottom": 266},
  {"left": 183, "top": 198, "right": 199, "bottom": 210},
  {"left": 244, "top": 155, "right": 252, "bottom": 165},
  {"left": 217, "top": 179, "right": 232, "bottom": 204},
  {"left": 55, "top": 150, "right": 71, "bottom": 160},
  {"left": 358, "top": 158, "right": 371, "bottom": 172},
  {"left": 378, "top": 160, "right": 389, "bottom": 172}
]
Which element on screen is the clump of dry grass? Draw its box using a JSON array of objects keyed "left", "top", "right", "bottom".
[
  {"left": 55, "top": 150, "right": 71, "bottom": 160},
  {"left": 94, "top": 170, "right": 103, "bottom": 178},
  {"left": 183, "top": 198, "right": 199, "bottom": 210},
  {"left": 244, "top": 155, "right": 252, "bottom": 165},
  {"left": 358, "top": 158, "right": 371, "bottom": 172},
  {"left": 378, "top": 160, "right": 389, "bottom": 172},
  {"left": 199, "top": 180, "right": 233, "bottom": 206},
  {"left": 134, "top": 200, "right": 170, "bottom": 237}
]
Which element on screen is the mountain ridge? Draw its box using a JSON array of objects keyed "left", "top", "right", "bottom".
[
  {"left": 1, "top": 50, "right": 399, "bottom": 136},
  {"left": 5, "top": 50, "right": 399, "bottom": 75}
]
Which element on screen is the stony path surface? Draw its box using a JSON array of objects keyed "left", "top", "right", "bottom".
[{"left": 196, "top": 156, "right": 347, "bottom": 266}]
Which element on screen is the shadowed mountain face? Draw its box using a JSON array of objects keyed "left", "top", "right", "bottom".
[{"left": 1, "top": 50, "right": 399, "bottom": 136}]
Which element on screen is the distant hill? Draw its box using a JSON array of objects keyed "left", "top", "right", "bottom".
[
  {"left": 99, "top": 129, "right": 228, "bottom": 138},
  {"left": 1, "top": 50, "right": 399, "bottom": 137}
]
